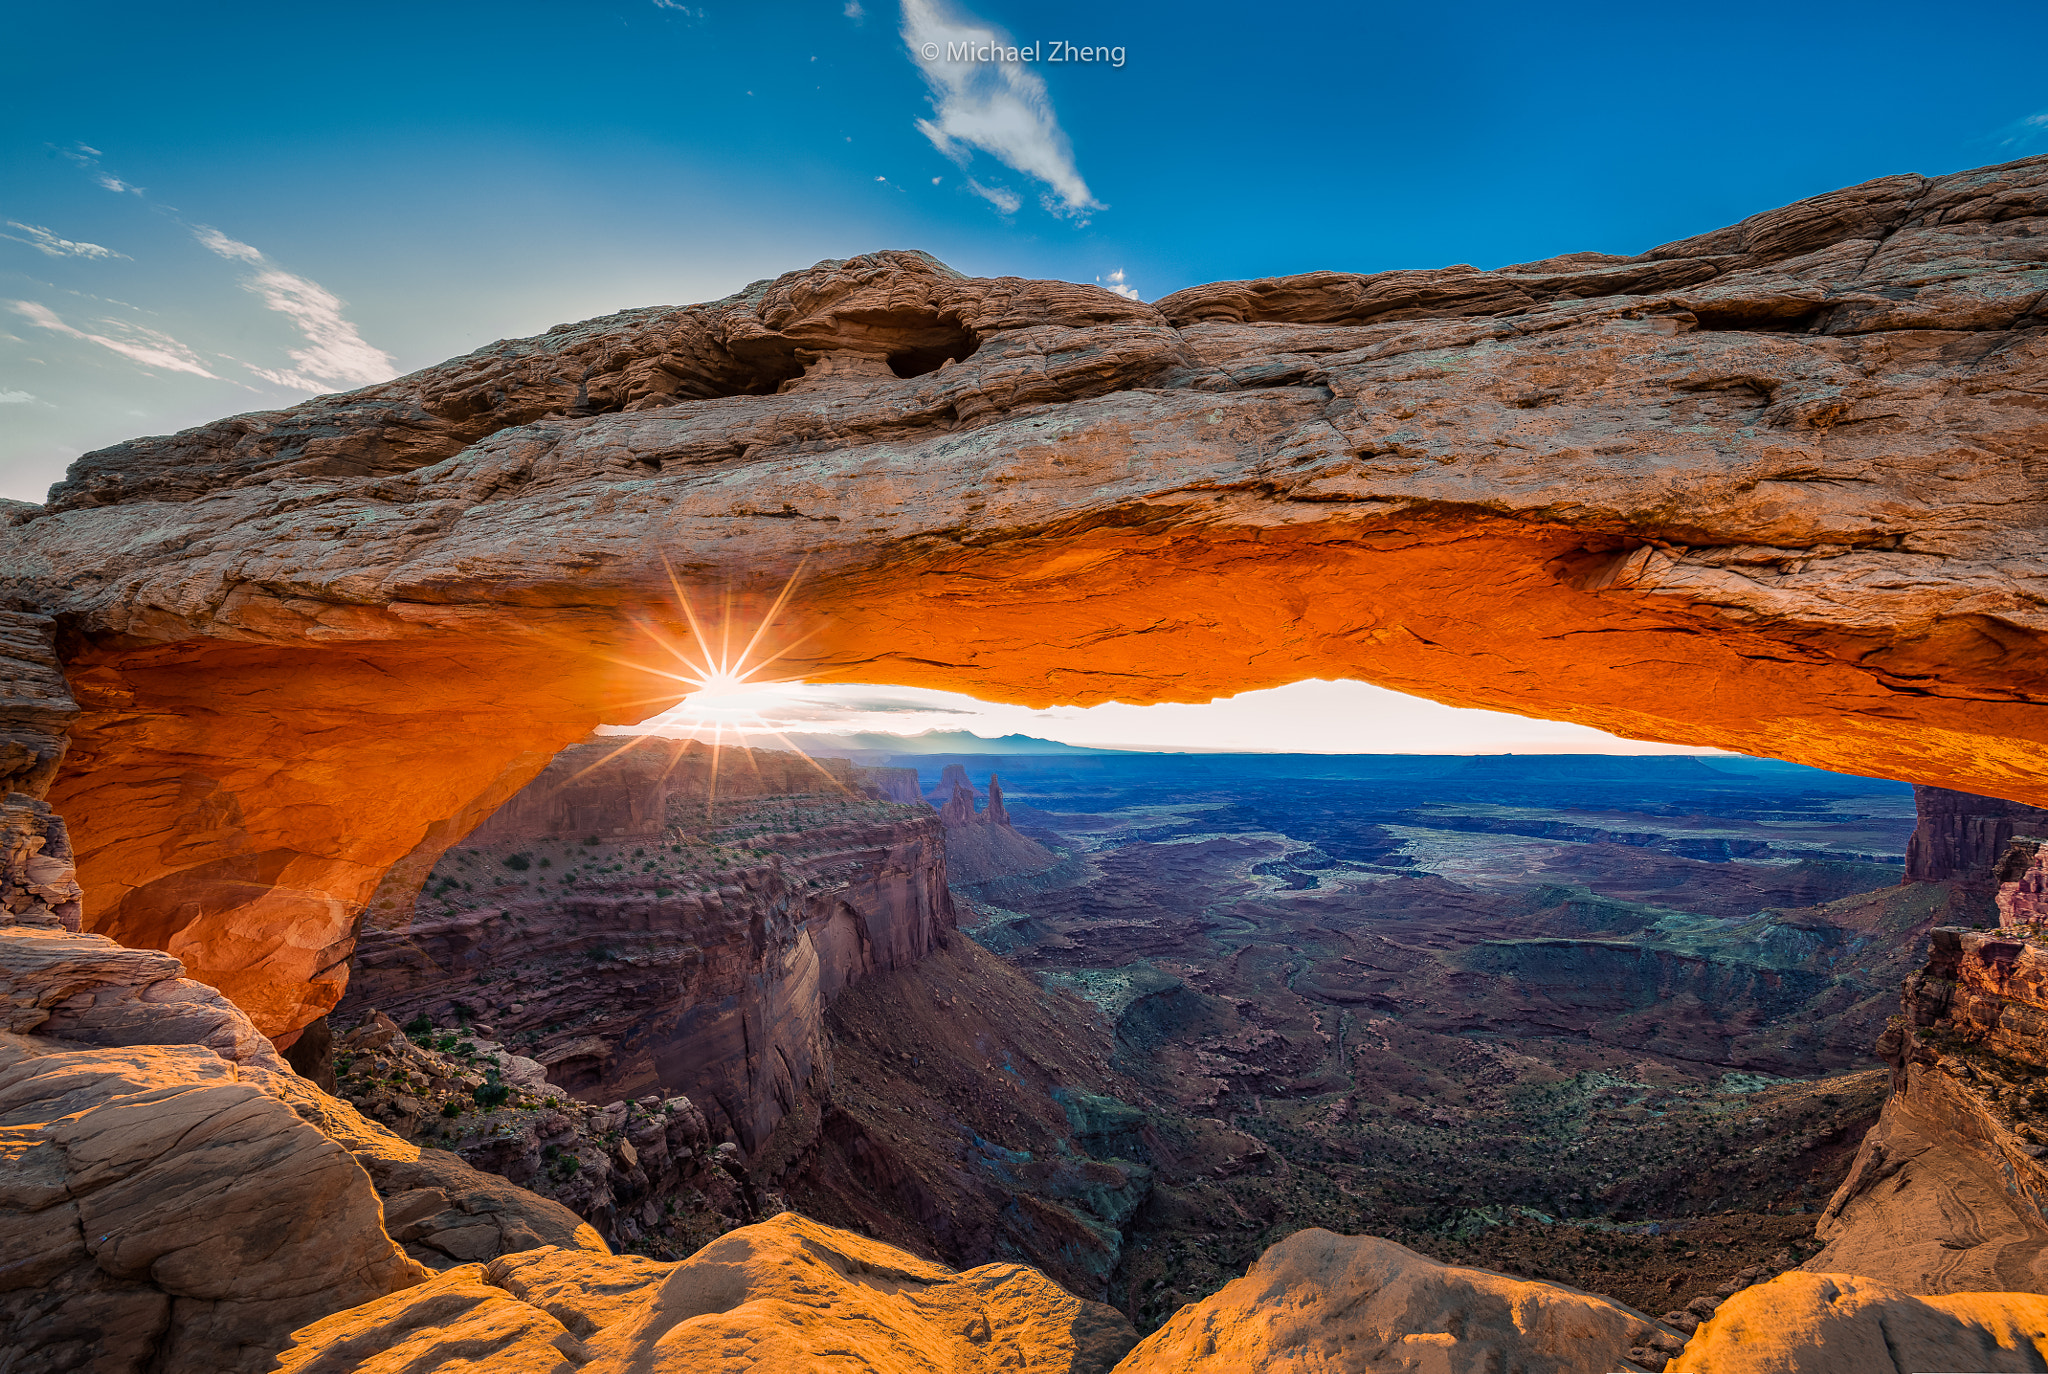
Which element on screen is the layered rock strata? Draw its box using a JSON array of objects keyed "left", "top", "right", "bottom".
[
  {"left": 0, "top": 920, "right": 610, "bottom": 1371},
  {"left": 2001, "top": 838, "right": 2048, "bottom": 928},
  {"left": 1906, "top": 785, "right": 2048, "bottom": 892},
  {"left": 0, "top": 1032, "right": 423, "bottom": 1374},
  {"left": 1809, "top": 926, "right": 2048, "bottom": 1291},
  {"left": 1674, "top": 1271, "right": 2048, "bottom": 1372},
  {"left": 341, "top": 736, "right": 954, "bottom": 1153},
  {"left": 8, "top": 156, "right": 2048, "bottom": 1040}
]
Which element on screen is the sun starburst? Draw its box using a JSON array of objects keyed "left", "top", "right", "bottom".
[{"left": 571, "top": 559, "right": 852, "bottom": 818}]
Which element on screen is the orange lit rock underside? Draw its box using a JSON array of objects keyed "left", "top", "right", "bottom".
[{"left": 5, "top": 154, "right": 2046, "bottom": 1039}]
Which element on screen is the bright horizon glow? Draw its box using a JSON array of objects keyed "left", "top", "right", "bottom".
[{"left": 630, "top": 678, "right": 1724, "bottom": 755}]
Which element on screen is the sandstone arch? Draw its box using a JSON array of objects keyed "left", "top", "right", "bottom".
[{"left": 4, "top": 155, "right": 2045, "bottom": 1040}]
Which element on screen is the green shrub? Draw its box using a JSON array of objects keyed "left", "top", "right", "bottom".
[
  {"left": 504, "top": 853, "right": 532, "bottom": 871},
  {"left": 441, "top": 1100, "right": 462, "bottom": 1118},
  {"left": 473, "top": 1082, "right": 511, "bottom": 1108},
  {"left": 403, "top": 1014, "right": 433, "bottom": 1035}
]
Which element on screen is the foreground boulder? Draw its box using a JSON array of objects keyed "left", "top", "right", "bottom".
[
  {"left": 275, "top": 1211, "right": 1140, "bottom": 1374},
  {"left": 1677, "top": 1271, "right": 2048, "bottom": 1371},
  {"left": 0, "top": 1034, "right": 423, "bottom": 1373},
  {"left": 1116, "top": 1229, "right": 1680, "bottom": 1372},
  {"left": 0, "top": 923, "right": 610, "bottom": 1370}
]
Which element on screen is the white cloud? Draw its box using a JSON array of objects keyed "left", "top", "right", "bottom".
[
  {"left": 1096, "top": 267, "right": 1139, "bottom": 301},
  {"left": 965, "top": 179, "right": 1021, "bottom": 214},
  {"left": 651, "top": 0, "right": 704, "bottom": 12},
  {"left": 0, "top": 390, "right": 34, "bottom": 404},
  {"left": 192, "top": 226, "right": 398, "bottom": 392},
  {"left": 57, "top": 144, "right": 143, "bottom": 196},
  {"left": 2000, "top": 110, "right": 2048, "bottom": 148},
  {"left": 899, "top": 0, "right": 1101, "bottom": 219},
  {"left": 10, "top": 300, "right": 221, "bottom": 379},
  {"left": 844, "top": 0, "right": 865, "bottom": 17},
  {"left": 1, "top": 223, "right": 129, "bottom": 261},
  {"left": 192, "top": 226, "right": 265, "bottom": 263}
]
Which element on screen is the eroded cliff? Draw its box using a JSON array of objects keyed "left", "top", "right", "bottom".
[
  {"left": 341, "top": 736, "right": 952, "bottom": 1146},
  {"left": 1811, "top": 925, "right": 2048, "bottom": 1292}
]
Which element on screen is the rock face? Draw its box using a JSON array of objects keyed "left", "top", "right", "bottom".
[
  {"left": 2001, "top": 838, "right": 2048, "bottom": 928},
  {"left": 1809, "top": 927, "right": 2048, "bottom": 1291},
  {"left": 341, "top": 736, "right": 954, "bottom": 1151},
  {"left": 274, "top": 1211, "right": 1141, "bottom": 1374},
  {"left": 0, "top": 916, "right": 614, "bottom": 1371},
  {"left": 0, "top": 611, "right": 77, "bottom": 799},
  {"left": 1116, "top": 1229, "right": 1680, "bottom": 1373},
  {"left": 0, "top": 1032, "right": 425, "bottom": 1374},
  {"left": 0, "top": 795, "right": 80, "bottom": 932},
  {"left": 325, "top": 1009, "right": 747, "bottom": 1261},
  {"left": 1905, "top": 784, "right": 2048, "bottom": 889},
  {"left": 7, "top": 155, "right": 2048, "bottom": 1040},
  {"left": 1676, "top": 1271, "right": 2048, "bottom": 1372}
]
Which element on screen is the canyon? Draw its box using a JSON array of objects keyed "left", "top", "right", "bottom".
[{"left": 2, "top": 152, "right": 2048, "bottom": 1371}]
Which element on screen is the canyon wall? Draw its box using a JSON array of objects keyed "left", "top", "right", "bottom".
[
  {"left": 2, "top": 154, "right": 2044, "bottom": 1040},
  {"left": 1812, "top": 927, "right": 2048, "bottom": 1291},
  {"left": 1905, "top": 785, "right": 2048, "bottom": 888},
  {"left": 340, "top": 735, "right": 954, "bottom": 1151}
]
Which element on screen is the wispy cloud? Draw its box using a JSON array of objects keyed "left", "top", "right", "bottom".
[
  {"left": 966, "top": 179, "right": 1020, "bottom": 214},
  {"left": 1096, "top": 268, "right": 1138, "bottom": 301},
  {"left": 1, "top": 222, "right": 129, "bottom": 261},
  {"left": 0, "top": 390, "right": 35, "bottom": 404},
  {"left": 899, "top": 0, "right": 1101, "bottom": 219},
  {"left": 192, "top": 226, "right": 397, "bottom": 393},
  {"left": 844, "top": 0, "right": 865, "bottom": 18},
  {"left": 10, "top": 300, "right": 221, "bottom": 379},
  {"left": 56, "top": 144, "right": 144, "bottom": 196},
  {"left": 651, "top": 0, "right": 704, "bottom": 13},
  {"left": 1998, "top": 110, "right": 2048, "bottom": 149}
]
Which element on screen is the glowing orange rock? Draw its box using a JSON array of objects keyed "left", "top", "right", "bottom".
[
  {"left": 274, "top": 1211, "right": 1138, "bottom": 1373},
  {"left": 7, "top": 155, "right": 2046, "bottom": 1040}
]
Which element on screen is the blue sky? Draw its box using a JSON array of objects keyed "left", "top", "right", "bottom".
[{"left": 4, "top": 0, "right": 2043, "bottom": 750}]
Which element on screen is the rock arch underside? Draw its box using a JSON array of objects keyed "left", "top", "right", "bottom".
[{"left": 1, "top": 153, "right": 2044, "bottom": 1061}]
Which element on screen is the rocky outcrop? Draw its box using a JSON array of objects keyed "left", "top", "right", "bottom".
[
  {"left": 1121, "top": 1229, "right": 1680, "bottom": 1372},
  {"left": 0, "top": 918, "right": 614, "bottom": 1371},
  {"left": 8, "top": 156, "right": 2048, "bottom": 1041},
  {"left": 1675, "top": 1271, "right": 2048, "bottom": 1372},
  {"left": 274, "top": 1211, "right": 1141, "bottom": 1374},
  {"left": 1906, "top": 785, "right": 2048, "bottom": 889},
  {"left": 0, "top": 1032, "right": 425, "bottom": 1374},
  {"left": 1808, "top": 927, "right": 2048, "bottom": 1291},
  {"left": 2000, "top": 838, "right": 2048, "bottom": 928},
  {"left": 0, "top": 611, "right": 76, "bottom": 799},
  {"left": 328, "top": 1008, "right": 754, "bottom": 1259},
  {"left": 0, "top": 795, "right": 80, "bottom": 932},
  {"left": 935, "top": 768, "right": 1060, "bottom": 886},
  {"left": 341, "top": 737, "right": 954, "bottom": 1152}
]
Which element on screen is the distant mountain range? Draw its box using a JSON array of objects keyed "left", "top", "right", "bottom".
[{"left": 771, "top": 730, "right": 1121, "bottom": 758}]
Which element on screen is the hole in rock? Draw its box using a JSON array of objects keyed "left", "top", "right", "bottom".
[
  {"left": 888, "top": 324, "right": 981, "bottom": 378},
  {"left": 1689, "top": 305, "right": 1826, "bottom": 333}
]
